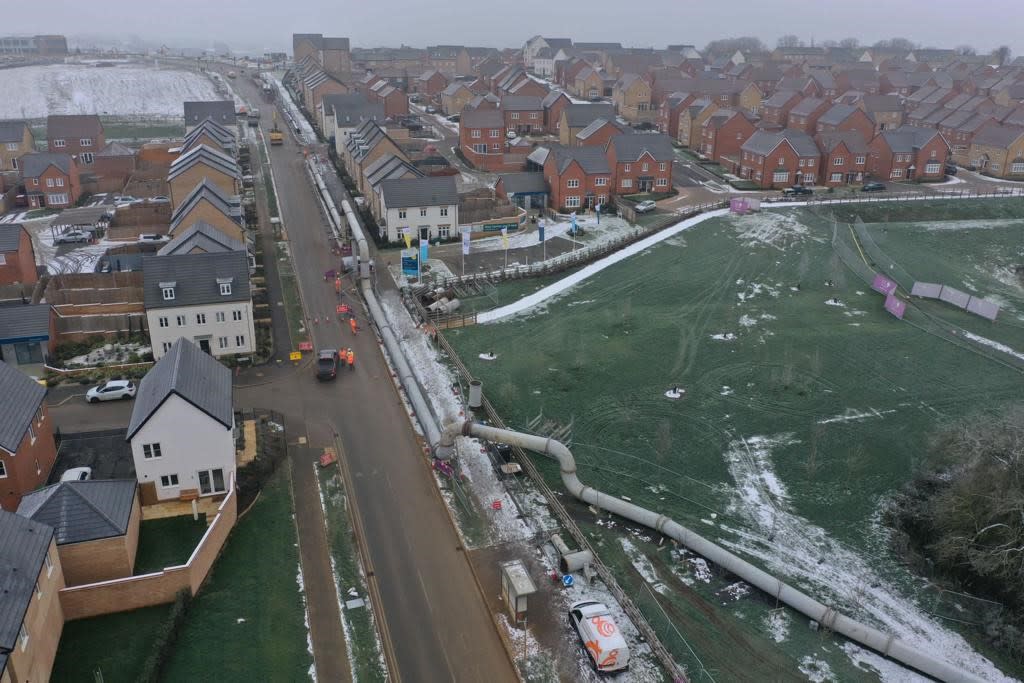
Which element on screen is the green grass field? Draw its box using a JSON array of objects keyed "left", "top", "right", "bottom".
[
  {"left": 161, "top": 469, "right": 312, "bottom": 681},
  {"left": 447, "top": 201, "right": 1024, "bottom": 680},
  {"left": 133, "top": 514, "right": 208, "bottom": 575},
  {"left": 51, "top": 605, "right": 171, "bottom": 683}
]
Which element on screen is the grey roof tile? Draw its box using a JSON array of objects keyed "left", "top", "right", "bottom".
[
  {"left": 500, "top": 96, "right": 543, "bottom": 111},
  {"left": 553, "top": 146, "right": 610, "bottom": 174},
  {"left": 497, "top": 172, "right": 547, "bottom": 194},
  {"left": 142, "top": 250, "right": 250, "bottom": 310},
  {"left": 19, "top": 152, "right": 72, "bottom": 178},
  {"left": 17, "top": 480, "right": 137, "bottom": 545},
  {"left": 159, "top": 222, "right": 246, "bottom": 256},
  {"left": 169, "top": 179, "right": 241, "bottom": 234},
  {"left": 563, "top": 103, "right": 614, "bottom": 128},
  {"left": 46, "top": 114, "right": 103, "bottom": 140},
  {"left": 0, "top": 510, "right": 53, "bottom": 657},
  {"left": 609, "top": 133, "right": 675, "bottom": 162},
  {"left": 0, "top": 303, "right": 51, "bottom": 346},
  {"left": 379, "top": 176, "right": 457, "bottom": 209},
  {"left": 183, "top": 101, "right": 236, "bottom": 126},
  {"left": 0, "top": 224, "right": 26, "bottom": 253},
  {"left": 168, "top": 144, "right": 240, "bottom": 183},
  {"left": 0, "top": 359, "right": 46, "bottom": 453},
  {"left": 0, "top": 120, "right": 28, "bottom": 144},
  {"left": 461, "top": 108, "right": 504, "bottom": 128}
]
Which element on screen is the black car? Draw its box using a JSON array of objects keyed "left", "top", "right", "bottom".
[
  {"left": 782, "top": 186, "right": 813, "bottom": 196},
  {"left": 861, "top": 182, "right": 887, "bottom": 192},
  {"left": 945, "top": 164, "right": 958, "bottom": 176},
  {"left": 316, "top": 349, "right": 339, "bottom": 381}
]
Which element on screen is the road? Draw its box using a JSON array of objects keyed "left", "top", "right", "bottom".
[{"left": 234, "top": 72, "right": 517, "bottom": 682}]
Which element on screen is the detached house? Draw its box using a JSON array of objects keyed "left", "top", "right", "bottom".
[
  {"left": 459, "top": 108, "right": 507, "bottom": 171},
  {"left": 126, "top": 338, "right": 235, "bottom": 504},
  {"left": 760, "top": 91, "right": 803, "bottom": 129},
  {"left": 967, "top": 124, "right": 1024, "bottom": 178},
  {"left": 657, "top": 92, "right": 695, "bottom": 139},
  {"left": 415, "top": 69, "right": 449, "bottom": 98},
  {"left": 575, "top": 118, "right": 628, "bottom": 148},
  {"left": 699, "top": 110, "right": 757, "bottom": 166},
  {"left": 46, "top": 115, "right": 103, "bottom": 164},
  {"left": 541, "top": 145, "right": 613, "bottom": 211},
  {"left": 738, "top": 129, "right": 821, "bottom": 188},
  {"left": 143, "top": 250, "right": 255, "bottom": 359},
  {"left": 858, "top": 95, "right": 904, "bottom": 133},
  {"left": 678, "top": 99, "right": 719, "bottom": 148},
  {"left": 441, "top": 82, "right": 474, "bottom": 116},
  {"left": 786, "top": 97, "right": 831, "bottom": 133},
  {"left": 816, "top": 131, "right": 870, "bottom": 186},
  {"left": 613, "top": 74, "right": 653, "bottom": 123},
  {"left": 183, "top": 101, "right": 236, "bottom": 133},
  {"left": 815, "top": 104, "right": 876, "bottom": 140},
  {"left": 0, "top": 224, "right": 39, "bottom": 286},
  {"left": 19, "top": 153, "right": 79, "bottom": 208},
  {"left": 0, "top": 120, "right": 33, "bottom": 172},
  {"left": 0, "top": 359, "right": 57, "bottom": 512},
  {"left": 607, "top": 134, "right": 675, "bottom": 194},
  {"left": 541, "top": 90, "right": 572, "bottom": 134},
  {"left": 378, "top": 175, "right": 458, "bottom": 243},
  {"left": 168, "top": 144, "right": 241, "bottom": 211},
  {"left": 558, "top": 103, "right": 614, "bottom": 146},
  {"left": 867, "top": 126, "right": 949, "bottom": 182},
  {"left": 501, "top": 96, "right": 545, "bottom": 136}
]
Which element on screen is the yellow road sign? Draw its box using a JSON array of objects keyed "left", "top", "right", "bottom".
[{"left": 289, "top": 351, "right": 302, "bottom": 361}]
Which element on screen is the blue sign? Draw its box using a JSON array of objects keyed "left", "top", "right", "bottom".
[
  {"left": 400, "top": 248, "right": 417, "bottom": 276},
  {"left": 561, "top": 574, "right": 574, "bottom": 587},
  {"left": 420, "top": 239, "right": 429, "bottom": 263},
  {"left": 538, "top": 223, "right": 545, "bottom": 243}
]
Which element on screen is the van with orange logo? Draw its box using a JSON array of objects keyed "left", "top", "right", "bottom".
[{"left": 569, "top": 600, "right": 630, "bottom": 672}]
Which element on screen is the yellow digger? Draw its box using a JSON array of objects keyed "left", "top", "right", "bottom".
[{"left": 269, "top": 110, "right": 284, "bottom": 146}]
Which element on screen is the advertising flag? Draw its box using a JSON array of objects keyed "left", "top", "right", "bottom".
[
  {"left": 402, "top": 228, "right": 412, "bottom": 249},
  {"left": 538, "top": 219, "right": 545, "bottom": 243},
  {"left": 420, "top": 237, "right": 429, "bottom": 263},
  {"left": 461, "top": 228, "right": 471, "bottom": 255},
  {"left": 500, "top": 227, "right": 509, "bottom": 250}
]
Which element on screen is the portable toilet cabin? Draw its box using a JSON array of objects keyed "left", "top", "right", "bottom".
[{"left": 500, "top": 559, "right": 537, "bottom": 623}]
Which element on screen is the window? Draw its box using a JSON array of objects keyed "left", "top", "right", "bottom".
[
  {"left": 233, "top": 310, "right": 243, "bottom": 321},
  {"left": 80, "top": 137, "right": 93, "bottom": 147},
  {"left": 492, "top": 143, "right": 500, "bottom": 151},
  {"left": 162, "top": 341, "right": 172, "bottom": 353},
  {"left": 53, "top": 138, "right": 66, "bottom": 148},
  {"left": 46, "top": 177, "right": 54, "bottom": 188},
  {"left": 440, "top": 207, "right": 448, "bottom": 217},
  {"left": 1011, "top": 161, "right": 1024, "bottom": 174},
  {"left": 890, "top": 168, "right": 904, "bottom": 178},
  {"left": 642, "top": 163, "right": 649, "bottom": 172},
  {"left": 623, "top": 163, "right": 631, "bottom": 172},
  {"left": 565, "top": 196, "right": 581, "bottom": 208},
  {"left": 14, "top": 342, "right": 42, "bottom": 365},
  {"left": 621, "top": 178, "right": 633, "bottom": 188},
  {"left": 198, "top": 468, "right": 227, "bottom": 495},
  {"left": 10, "top": 158, "right": 16, "bottom": 170},
  {"left": 176, "top": 315, "right": 186, "bottom": 326},
  {"left": 566, "top": 178, "right": 580, "bottom": 188},
  {"left": 19, "top": 624, "right": 28, "bottom": 651},
  {"left": 215, "top": 311, "right": 225, "bottom": 322},
  {"left": 510, "top": 112, "right": 520, "bottom": 119},
  {"left": 143, "top": 443, "right": 162, "bottom": 459},
  {"left": 158, "top": 316, "right": 169, "bottom": 328},
  {"left": 659, "top": 162, "right": 666, "bottom": 171},
  {"left": 924, "top": 162, "right": 941, "bottom": 174},
  {"left": 0, "top": 460, "right": 5, "bottom": 478},
  {"left": 80, "top": 152, "right": 93, "bottom": 164},
  {"left": 32, "top": 178, "right": 37, "bottom": 186},
  {"left": 656, "top": 178, "right": 668, "bottom": 187},
  {"left": 489, "top": 129, "right": 499, "bottom": 138},
  {"left": 236, "top": 335, "right": 245, "bottom": 347},
  {"left": 471, "top": 129, "right": 481, "bottom": 138},
  {"left": 597, "top": 194, "right": 607, "bottom": 205},
  {"left": 830, "top": 172, "right": 843, "bottom": 182},
  {"left": 419, "top": 208, "right": 427, "bottom": 217},
  {"left": 438, "top": 224, "right": 450, "bottom": 238},
  {"left": 44, "top": 549, "right": 52, "bottom": 576},
  {"left": 773, "top": 171, "right": 790, "bottom": 183},
  {"left": 160, "top": 474, "right": 179, "bottom": 488},
  {"left": 4, "top": 142, "right": 16, "bottom": 151},
  {"left": 855, "top": 155, "right": 866, "bottom": 165},
  {"left": 398, "top": 209, "right": 406, "bottom": 219},
  {"left": 798, "top": 159, "right": 806, "bottom": 167},
  {"left": 196, "top": 313, "right": 206, "bottom": 325},
  {"left": 219, "top": 283, "right": 232, "bottom": 295},
  {"left": 218, "top": 336, "right": 228, "bottom": 349},
  {"left": 0, "top": 254, "right": 5, "bottom": 266},
  {"left": 46, "top": 193, "right": 68, "bottom": 205},
  {"left": 807, "top": 158, "right": 814, "bottom": 166},
  {"left": 832, "top": 157, "right": 844, "bottom": 166},
  {"left": 529, "top": 112, "right": 538, "bottom": 119},
  {"left": 595, "top": 177, "right": 608, "bottom": 186},
  {"left": 162, "top": 287, "right": 175, "bottom": 300},
  {"left": 472, "top": 143, "right": 487, "bottom": 154},
  {"left": 55, "top": 177, "right": 64, "bottom": 187}
]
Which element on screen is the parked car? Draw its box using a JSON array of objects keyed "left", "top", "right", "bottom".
[
  {"left": 138, "top": 233, "right": 170, "bottom": 242},
  {"left": 634, "top": 200, "right": 657, "bottom": 213},
  {"left": 60, "top": 467, "right": 92, "bottom": 482},
  {"left": 861, "top": 182, "right": 887, "bottom": 192},
  {"left": 113, "top": 195, "right": 138, "bottom": 207},
  {"left": 54, "top": 230, "right": 91, "bottom": 244},
  {"left": 446, "top": 114, "right": 460, "bottom": 123},
  {"left": 425, "top": 106, "right": 438, "bottom": 114},
  {"left": 316, "top": 349, "right": 340, "bottom": 381},
  {"left": 782, "top": 186, "right": 813, "bottom": 196},
  {"left": 944, "top": 164, "right": 958, "bottom": 176},
  {"left": 86, "top": 379, "right": 137, "bottom": 402},
  {"left": 569, "top": 601, "right": 630, "bottom": 672},
  {"left": 147, "top": 195, "right": 170, "bottom": 203}
]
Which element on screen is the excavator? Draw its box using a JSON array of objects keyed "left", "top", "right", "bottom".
[{"left": 269, "top": 110, "right": 284, "bottom": 146}]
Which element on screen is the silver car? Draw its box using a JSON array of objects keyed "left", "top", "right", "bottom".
[
  {"left": 86, "top": 379, "right": 137, "bottom": 402},
  {"left": 55, "top": 230, "right": 91, "bottom": 244},
  {"left": 635, "top": 200, "right": 657, "bottom": 213}
]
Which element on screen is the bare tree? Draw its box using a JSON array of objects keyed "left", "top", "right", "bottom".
[
  {"left": 955, "top": 45, "right": 977, "bottom": 56},
  {"left": 839, "top": 37, "right": 860, "bottom": 49},
  {"left": 874, "top": 37, "right": 917, "bottom": 52},
  {"left": 777, "top": 34, "right": 804, "bottom": 49},
  {"left": 703, "top": 36, "right": 767, "bottom": 58},
  {"left": 992, "top": 45, "right": 1012, "bottom": 66},
  {"left": 821, "top": 40, "right": 838, "bottom": 49}
]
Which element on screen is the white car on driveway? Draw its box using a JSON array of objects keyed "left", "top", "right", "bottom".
[
  {"left": 86, "top": 379, "right": 137, "bottom": 402},
  {"left": 61, "top": 467, "right": 92, "bottom": 482},
  {"left": 55, "top": 230, "right": 92, "bottom": 244},
  {"left": 634, "top": 200, "right": 657, "bottom": 213}
]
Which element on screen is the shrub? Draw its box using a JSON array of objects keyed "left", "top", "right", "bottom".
[{"left": 137, "top": 589, "right": 192, "bottom": 683}]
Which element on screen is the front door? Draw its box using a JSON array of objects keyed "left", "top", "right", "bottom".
[
  {"left": 198, "top": 338, "right": 211, "bottom": 354},
  {"left": 637, "top": 176, "right": 654, "bottom": 192}
]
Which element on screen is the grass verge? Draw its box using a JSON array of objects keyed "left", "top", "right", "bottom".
[
  {"left": 133, "top": 514, "right": 208, "bottom": 575},
  {"left": 276, "top": 242, "right": 306, "bottom": 349},
  {"left": 51, "top": 605, "right": 171, "bottom": 682}
]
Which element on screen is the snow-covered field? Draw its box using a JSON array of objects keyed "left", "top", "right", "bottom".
[{"left": 0, "top": 63, "right": 219, "bottom": 119}]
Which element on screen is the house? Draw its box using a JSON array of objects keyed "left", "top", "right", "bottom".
[
  {"left": 816, "top": 131, "right": 870, "bottom": 186},
  {"left": 504, "top": 76, "right": 549, "bottom": 99},
  {"left": 967, "top": 124, "right": 1024, "bottom": 178},
  {"left": 126, "top": 338, "right": 235, "bottom": 504},
  {"left": 699, "top": 110, "right": 757, "bottom": 167},
  {"left": 494, "top": 172, "right": 549, "bottom": 211},
  {"left": 573, "top": 67, "right": 614, "bottom": 100},
  {"left": 457, "top": 47, "right": 496, "bottom": 76},
  {"left": 416, "top": 69, "right": 449, "bottom": 98},
  {"left": 858, "top": 95, "right": 904, "bottom": 133},
  {"left": 375, "top": 85, "right": 410, "bottom": 118},
  {"left": 178, "top": 117, "right": 238, "bottom": 157},
  {"left": 558, "top": 103, "right": 615, "bottom": 146},
  {"left": 183, "top": 101, "right": 236, "bottom": 132},
  {"left": 364, "top": 154, "right": 424, "bottom": 219},
  {"left": 459, "top": 108, "right": 506, "bottom": 171},
  {"left": 501, "top": 96, "right": 545, "bottom": 136},
  {"left": 786, "top": 97, "right": 831, "bottom": 132},
  {"left": 0, "top": 121, "right": 33, "bottom": 172},
  {"left": 575, "top": 118, "right": 628, "bottom": 148},
  {"left": 557, "top": 58, "right": 590, "bottom": 91},
  {"left": 90, "top": 142, "right": 137, "bottom": 193},
  {"left": 815, "top": 104, "right": 876, "bottom": 140},
  {"left": 426, "top": 46, "right": 461, "bottom": 74},
  {"left": 760, "top": 91, "right": 803, "bottom": 129},
  {"left": 738, "top": 128, "right": 821, "bottom": 188},
  {"left": 167, "top": 144, "right": 241, "bottom": 211},
  {"left": 613, "top": 74, "right": 654, "bottom": 123},
  {"left": 607, "top": 133, "right": 675, "bottom": 194},
  {"left": 323, "top": 94, "right": 385, "bottom": 147},
  {"left": 0, "top": 224, "right": 38, "bottom": 286},
  {"left": 946, "top": 113, "right": 998, "bottom": 164},
  {"left": 46, "top": 115, "right": 103, "bottom": 164},
  {"left": 441, "top": 82, "right": 474, "bottom": 116},
  {"left": 17, "top": 480, "right": 140, "bottom": 585},
  {"left": 678, "top": 99, "right": 719, "bottom": 148},
  {"left": 0, "top": 359, "right": 57, "bottom": 511},
  {"left": 523, "top": 36, "right": 573, "bottom": 69},
  {"left": 301, "top": 71, "right": 349, "bottom": 119},
  {"left": 541, "top": 145, "right": 613, "bottom": 211},
  {"left": 19, "top": 153, "right": 79, "bottom": 208},
  {"left": 378, "top": 176, "right": 458, "bottom": 243},
  {"left": 356, "top": 72, "right": 386, "bottom": 97},
  {"left": 867, "top": 126, "right": 949, "bottom": 182},
  {"left": 656, "top": 92, "right": 695, "bottom": 139},
  {"left": 143, "top": 250, "right": 255, "bottom": 359},
  {"left": 0, "top": 509, "right": 65, "bottom": 683},
  {"left": 159, "top": 221, "right": 247, "bottom": 257},
  {"left": 541, "top": 91, "right": 572, "bottom": 135},
  {"left": 168, "top": 179, "right": 244, "bottom": 243},
  {"left": 343, "top": 121, "right": 407, "bottom": 191},
  {"left": 683, "top": 78, "right": 763, "bottom": 114},
  {"left": 531, "top": 48, "right": 557, "bottom": 78}
]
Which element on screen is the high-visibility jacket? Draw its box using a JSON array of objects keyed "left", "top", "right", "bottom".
[{"left": 346, "top": 350, "right": 355, "bottom": 365}]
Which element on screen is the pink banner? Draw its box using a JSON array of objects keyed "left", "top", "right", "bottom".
[
  {"left": 884, "top": 294, "right": 906, "bottom": 319},
  {"left": 872, "top": 273, "right": 898, "bottom": 295}
]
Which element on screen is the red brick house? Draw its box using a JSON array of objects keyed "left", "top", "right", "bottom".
[
  {"left": 19, "top": 153, "right": 80, "bottom": 208},
  {"left": 760, "top": 90, "right": 803, "bottom": 129},
  {"left": 504, "top": 76, "right": 549, "bottom": 98},
  {"left": 501, "top": 96, "right": 544, "bottom": 136},
  {"left": 89, "top": 142, "right": 137, "bottom": 194},
  {"left": 700, "top": 110, "right": 757, "bottom": 167},
  {"left": 376, "top": 85, "right": 410, "bottom": 117},
  {"left": 541, "top": 146, "right": 613, "bottom": 211},
  {"left": 46, "top": 115, "right": 104, "bottom": 165},
  {"left": 738, "top": 129, "right": 821, "bottom": 188},
  {"left": 460, "top": 108, "right": 509, "bottom": 171},
  {"left": 0, "top": 358, "right": 57, "bottom": 512},
  {"left": 815, "top": 104, "right": 876, "bottom": 140},
  {"left": 415, "top": 69, "right": 449, "bottom": 98},
  {"left": 541, "top": 90, "right": 571, "bottom": 135},
  {"left": 606, "top": 133, "right": 675, "bottom": 194},
  {"left": 357, "top": 73, "right": 386, "bottom": 97},
  {"left": 786, "top": 97, "right": 831, "bottom": 132},
  {"left": 0, "top": 224, "right": 38, "bottom": 286},
  {"left": 657, "top": 92, "right": 695, "bottom": 138},
  {"left": 816, "top": 131, "right": 869, "bottom": 186},
  {"left": 575, "top": 118, "right": 627, "bottom": 148},
  {"left": 868, "top": 126, "right": 950, "bottom": 182}
]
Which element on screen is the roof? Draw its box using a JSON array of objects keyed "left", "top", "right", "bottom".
[
  {"left": 379, "top": 176, "right": 457, "bottom": 209},
  {"left": 19, "top": 152, "right": 72, "bottom": 178},
  {"left": 971, "top": 123, "right": 1024, "bottom": 148},
  {"left": 442, "top": 81, "right": 471, "bottom": 97},
  {"left": 322, "top": 36, "right": 350, "bottom": 51},
  {"left": 496, "top": 172, "right": 547, "bottom": 194},
  {"left": 763, "top": 90, "right": 801, "bottom": 108},
  {"left": 576, "top": 118, "right": 625, "bottom": 140},
  {"left": 817, "top": 103, "right": 859, "bottom": 127},
  {"left": 742, "top": 128, "right": 819, "bottom": 158},
  {"left": 878, "top": 125, "right": 942, "bottom": 153},
  {"left": 0, "top": 224, "right": 27, "bottom": 252},
  {"left": 0, "top": 510, "right": 54, "bottom": 662},
  {"left": 364, "top": 153, "right": 423, "bottom": 189},
  {"left": 0, "top": 358, "right": 47, "bottom": 453},
  {"left": 789, "top": 97, "right": 828, "bottom": 117},
  {"left": 461, "top": 108, "right": 504, "bottom": 128},
  {"left": 563, "top": 103, "right": 614, "bottom": 128},
  {"left": 816, "top": 130, "right": 868, "bottom": 155},
  {"left": 142, "top": 250, "right": 250, "bottom": 310},
  {"left": 168, "top": 144, "right": 240, "bottom": 183},
  {"left": 169, "top": 178, "right": 241, "bottom": 234},
  {"left": 861, "top": 94, "right": 902, "bottom": 113},
  {"left": 542, "top": 38, "right": 573, "bottom": 50},
  {"left": 159, "top": 221, "right": 246, "bottom": 256},
  {"left": 500, "top": 95, "right": 543, "bottom": 111},
  {"left": 97, "top": 141, "right": 135, "bottom": 157},
  {"left": 46, "top": 114, "right": 103, "bottom": 140},
  {"left": 17, "top": 480, "right": 137, "bottom": 545},
  {"left": 181, "top": 118, "right": 237, "bottom": 153},
  {"left": 551, "top": 146, "right": 610, "bottom": 175},
  {"left": 0, "top": 303, "right": 51, "bottom": 345},
  {"left": 323, "top": 94, "right": 384, "bottom": 126},
  {"left": 0, "top": 120, "right": 28, "bottom": 144},
  {"left": 183, "top": 101, "right": 236, "bottom": 126},
  {"left": 608, "top": 133, "right": 675, "bottom": 162},
  {"left": 126, "top": 338, "right": 233, "bottom": 440}
]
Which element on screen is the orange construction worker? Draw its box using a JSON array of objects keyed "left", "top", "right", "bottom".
[
  {"left": 349, "top": 316, "right": 358, "bottom": 335},
  {"left": 346, "top": 348, "right": 355, "bottom": 369},
  {"left": 334, "top": 277, "right": 341, "bottom": 296}
]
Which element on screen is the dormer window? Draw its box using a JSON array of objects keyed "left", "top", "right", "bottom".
[
  {"left": 160, "top": 281, "right": 176, "bottom": 300},
  {"left": 217, "top": 277, "right": 233, "bottom": 296}
]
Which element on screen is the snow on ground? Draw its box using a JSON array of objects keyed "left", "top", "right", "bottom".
[
  {"left": 25, "top": 218, "right": 111, "bottom": 274},
  {"left": 842, "top": 643, "right": 930, "bottom": 683},
  {"left": 799, "top": 656, "right": 836, "bottom": 682},
  {"left": 65, "top": 342, "right": 150, "bottom": 367},
  {"left": 961, "top": 331, "right": 1024, "bottom": 362},
  {"left": 763, "top": 609, "right": 791, "bottom": 643},
  {"left": 618, "top": 537, "right": 669, "bottom": 594},
  {"left": 731, "top": 211, "right": 815, "bottom": 251},
  {"left": 816, "top": 408, "right": 896, "bottom": 425},
  {"left": 719, "top": 433, "right": 1016, "bottom": 682},
  {"left": 0, "top": 210, "right": 32, "bottom": 224},
  {"left": 296, "top": 561, "right": 317, "bottom": 681},
  {"left": 0, "top": 63, "right": 218, "bottom": 119},
  {"left": 477, "top": 208, "right": 730, "bottom": 323},
  {"left": 470, "top": 214, "right": 638, "bottom": 256},
  {"left": 918, "top": 218, "right": 1023, "bottom": 231}
]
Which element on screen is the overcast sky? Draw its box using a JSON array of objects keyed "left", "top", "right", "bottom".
[{"left": 8, "top": 0, "right": 1022, "bottom": 57}]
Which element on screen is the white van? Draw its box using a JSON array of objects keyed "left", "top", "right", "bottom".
[{"left": 569, "top": 600, "right": 630, "bottom": 672}]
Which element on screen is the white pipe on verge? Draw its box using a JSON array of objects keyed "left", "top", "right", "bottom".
[{"left": 453, "top": 420, "right": 982, "bottom": 683}]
